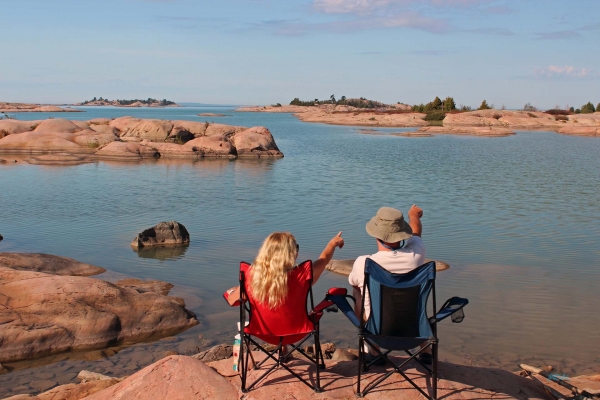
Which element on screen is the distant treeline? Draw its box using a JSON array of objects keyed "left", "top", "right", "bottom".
[
  {"left": 289, "top": 95, "right": 388, "bottom": 109},
  {"left": 81, "top": 97, "right": 176, "bottom": 106}
]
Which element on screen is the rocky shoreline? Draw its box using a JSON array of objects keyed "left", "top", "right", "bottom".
[
  {"left": 1, "top": 253, "right": 599, "bottom": 399},
  {"left": 0, "top": 117, "right": 283, "bottom": 164},
  {"left": 0, "top": 102, "right": 82, "bottom": 113},
  {"left": 5, "top": 349, "right": 599, "bottom": 399},
  {"left": 0, "top": 253, "right": 198, "bottom": 365},
  {"left": 237, "top": 105, "right": 600, "bottom": 137}
]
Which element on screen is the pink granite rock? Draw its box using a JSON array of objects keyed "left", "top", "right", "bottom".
[
  {"left": 558, "top": 126, "right": 600, "bottom": 136},
  {"left": 84, "top": 356, "right": 238, "bottom": 400},
  {"left": 231, "top": 126, "right": 283, "bottom": 157},
  {"left": 0, "top": 267, "right": 197, "bottom": 363},
  {"left": 170, "top": 120, "right": 209, "bottom": 138},
  {"left": 0, "top": 120, "right": 39, "bottom": 135},
  {"left": 184, "top": 135, "right": 235, "bottom": 156},
  {"left": 110, "top": 117, "right": 173, "bottom": 142},
  {"left": 0, "top": 131, "right": 87, "bottom": 153},
  {"left": 92, "top": 142, "right": 159, "bottom": 160},
  {"left": 205, "top": 123, "right": 246, "bottom": 137},
  {"left": 34, "top": 119, "right": 84, "bottom": 133}
]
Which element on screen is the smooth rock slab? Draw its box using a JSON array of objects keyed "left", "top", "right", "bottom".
[
  {"left": 0, "top": 253, "right": 105, "bottom": 276},
  {"left": 0, "top": 267, "right": 198, "bottom": 363},
  {"left": 130, "top": 221, "right": 190, "bottom": 249},
  {"left": 326, "top": 258, "right": 450, "bottom": 276},
  {"left": 85, "top": 355, "right": 238, "bottom": 400}
]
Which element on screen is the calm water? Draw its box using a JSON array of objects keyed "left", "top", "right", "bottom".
[{"left": 1, "top": 106, "right": 599, "bottom": 395}]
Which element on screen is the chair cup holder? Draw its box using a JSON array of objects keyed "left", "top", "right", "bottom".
[{"left": 451, "top": 308, "right": 465, "bottom": 323}]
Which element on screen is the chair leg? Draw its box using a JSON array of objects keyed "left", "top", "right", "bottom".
[
  {"left": 357, "top": 335, "right": 364, "bottom": 397},
  {"left": 432, "top": 341, "right": 438, "bottom": 400},
  {"left": 313, "top": 332, "right": 322, "bottom": 392}
]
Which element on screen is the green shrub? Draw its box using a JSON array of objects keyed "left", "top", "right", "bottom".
[
  {"left": 428, "top": 120, "right": 444, "bottom": 126},
  {"left": 597, "top": 103, "right": 600, "bottom": 113},
  {"left": 492, "top": 113, "right": 502, "bottom": 119},
  {"left": 527, "top": 112, "right": 538, "bottom": 118},
  {"left": 555, "top": 115, "right": 568, "bottom": 121},
  {"left": 424, "top": 111, "right": 446, "bottom": 121},
  {"left": 545, "top": 109, "right": 570, "bottom": 116},
  {"left": 580, "top": 101, "right": 595, "bottom": 114},
  {"left": 478, "top": 100, "right": 491, "bottom": 110}
]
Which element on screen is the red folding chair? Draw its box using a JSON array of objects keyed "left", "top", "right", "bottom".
[{"left": 237, "top": 260, "right": 329, "bottom": 393}]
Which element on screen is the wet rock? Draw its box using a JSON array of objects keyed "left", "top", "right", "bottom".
[
  {"left": 35, "top": 379, "right": 121, "bottom": 400},
  {"left": 3, "top": 395, "right": 34, "bottom": 400},
  {"left": 0, "top": 267, "right": 198, "bottom": 363},
  {"left": 161, "top": 350, "right": 179, "bottom": 358},
  {"left": 30, "top": 380, "right": 58, "bottom": 392},
  {"left": 130, "top": 221, "right": 190, "bottom": 249},
  {"left": 192, "top": 344, "right": 233, "bottom": 362},
  {"left": 115, "top": 279, "right": 173, "bottom": 295},
  {"left": 330, "top": 349, "right": 358, "bottom": 361},
  {"left": 26, "top": 153, "right": 93, "bottom": 166},
  {"left": 77, "top": 370, "right": 116, "bottom": 382},
  {"left": 84, "top": 356, "right": 238, "bottom": 400},
  {"left": 0, "top": 253, "right": 105, "bottom": 276}
]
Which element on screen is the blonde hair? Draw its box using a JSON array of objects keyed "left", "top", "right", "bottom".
[{"left": 249, "top": 232, "right": 298, "bottom": 309}]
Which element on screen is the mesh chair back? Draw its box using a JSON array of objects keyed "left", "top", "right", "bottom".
[
  {"left": 241, "top": 260, "right": 315, "bottom": 345},
  {"left": 364, "top": 259, "right": 436, "bottom": 340}
]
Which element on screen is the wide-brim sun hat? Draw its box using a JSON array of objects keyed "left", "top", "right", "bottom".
[{"left": 366, "top": 207, "right": 412, "bottom": 243}]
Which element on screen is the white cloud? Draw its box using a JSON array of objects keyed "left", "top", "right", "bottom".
[
  {"left": 313, "top": 0, "right": 486, "bottom": 14},
  {"left": 534, "top": 65, "right": 592, "bottom": 79}
]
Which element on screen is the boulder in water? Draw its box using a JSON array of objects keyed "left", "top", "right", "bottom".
[{"left": 131, "top": 221, "right": 190, "bottom": 249}]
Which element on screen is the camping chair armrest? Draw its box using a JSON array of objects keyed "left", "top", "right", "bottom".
[
  {"left": 320, "top": 287, "right": 361, "bottom": 328},
  {"left": 223, "top": 289, "right": 242, "bottom": 307},
  {"left": 430, "top": 296, "right": 469, "bottom": 324}
]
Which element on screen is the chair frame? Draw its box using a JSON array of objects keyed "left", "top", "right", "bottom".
[
  {"left": 356, "top": 260, "right": 439, "bottom": 399},
  {"left": 238, "top": 261, "right": 326, "bottom": 393}
]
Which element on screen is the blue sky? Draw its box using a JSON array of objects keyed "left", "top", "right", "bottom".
[{"left": 1, "top": 0, "right": 599, "bottom": 109}]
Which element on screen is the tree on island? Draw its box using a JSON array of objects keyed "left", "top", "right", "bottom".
[
  {"left": 478, "top": 100, "right": 491, "bottom": 110},
  {"left": 580, "top": 102, "right": 596, "bottom": 114},
  {"left": 330, "top": 94, "right": 336, "bottom": 103},
  {"left": 523, "top": 103, "right": 537, "bottom": 112},
  {"left": 442, "top": 97, "right": 456, "bottom": 111}
]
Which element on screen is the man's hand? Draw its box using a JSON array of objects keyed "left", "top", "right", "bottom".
[
  {"left": 408, "top": 204, "right": 423, "bottom": 219},
  {"left": 408, "top": 205, "right": 423, "bottom": 237}
]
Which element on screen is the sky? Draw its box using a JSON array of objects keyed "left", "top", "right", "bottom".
[{"left": 1, "top": 0, "right": 599, "bottom": 109}]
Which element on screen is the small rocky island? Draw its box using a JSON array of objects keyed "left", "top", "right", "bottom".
[
  {"left": 0, "top": 102, "right": 82, "bottom": 113},
  {"left": 0, "top": 117, "right": 283, "bottom": 164},
  {"left": 75, "top": 97, "right": 180, "bottom": 108},
  {"left": 237, "top": 96, "right": 600, "bottom": 137}
]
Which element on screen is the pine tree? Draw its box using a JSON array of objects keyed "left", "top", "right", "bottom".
[
  {"left": 478, "top": 100, "right": 491, "bottom": 110},
  {"left": 442, "top": 97, "right": 456, "bottom": 111},
  {"left": 581, "top": 101, "right": 595, "bottom": 114}
]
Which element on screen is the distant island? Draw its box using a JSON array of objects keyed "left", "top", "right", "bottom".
[
  {"left": 236, "top": 95, "right": 600, "bottom": 137},
  {"left": 0, "top": 102, "right": 82, "bottom": 113},
  {"left": 75, "top": 97, "right": 180, "bottom": 107}
]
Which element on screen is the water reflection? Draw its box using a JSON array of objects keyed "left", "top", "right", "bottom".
[{"left": 133, "top": 244, "right": 190, "bottom": 261}]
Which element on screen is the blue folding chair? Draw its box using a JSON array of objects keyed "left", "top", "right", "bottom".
[{"left": 325, "top": 260, "right": 468, "bottom": 398}]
